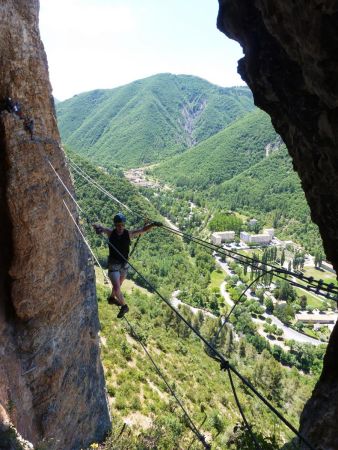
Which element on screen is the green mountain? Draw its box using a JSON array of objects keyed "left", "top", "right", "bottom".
[
  {"left": 152, "top": 109, "right": 279, "bottom": 189},
  {"left": 56, "top": 74, "right": 255, "bottom": 168}
]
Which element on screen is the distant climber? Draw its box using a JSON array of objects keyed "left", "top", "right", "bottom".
[
  {"left": 23, "top": 117, "right": 34, "bottom": 139},
  {"left": 3, "top": 98, "right": 34, "bottom": 138},
  {"left": 4, "top": 97, "right": 15, "bottom": 113},
  {"left": 4, "top": 97, "right": 23, "bottom": 117},
  {"left": 93, "top": 213, "right": 162, "bottom": 318}
]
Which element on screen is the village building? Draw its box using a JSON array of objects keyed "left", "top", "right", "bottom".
[
  {"left": 295, "top": 313, "right": 338, "bottom": 325},
  {"left": 263, "top": 228, "right": 275, "bottom": 238},
  {"left": 240, "top": 230, "right": 273, "bottom": 245},
  {"left": 211, "top": 231, "right": 236, "bottom": 245}
]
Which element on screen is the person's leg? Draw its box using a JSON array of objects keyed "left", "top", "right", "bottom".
[
  {"left": 109, "top": 270, "right": 126, "bottom": 306},
  {"left": 108, "top": 265, "right": 129, "bottom": 318},
  {"left": 107, "top": 270, "right": 118, "bottom": 304},
  {"left": 119, "top": 263, "right": 129, "bottom": 287},
  {"left": 119, "top": 272, "right": 127, "bottom": 287}
]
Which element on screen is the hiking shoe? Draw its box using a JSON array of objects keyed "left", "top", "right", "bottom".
[
  {"left": 108, "top": 295, "right": 120, "bottom": 306},
  {"left": 117, "top": 304, "right": 129, "bottom": 319}
]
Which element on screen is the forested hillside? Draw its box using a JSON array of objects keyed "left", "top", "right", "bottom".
[
  {"left": 65, "top": 150, "right": 322, "bottom": 449},
  {"left": 95, "top": 285, "right": 316, "bottom": 449},
  {"left": 58, "top": 71, "right": 323, "bottom": 254},
  {"left": 67, "top": 151, "right": 217, "bottom": 302},
  {"left": 151, "top": 109, "right": 279, "bottom": 189},
  {"left": 55, "top": 74, "right": 331, "bottom": 449},
  {"left": 57, "top": 74, "right": 254, "bottom": 168},
  {"left": 209, "top": 146, "right": 323, "bottom": 251}
]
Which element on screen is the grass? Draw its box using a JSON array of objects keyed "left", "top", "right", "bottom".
[
  {"left": 302, "top": 266, "right": 338, "bottom": 285},
  {"left": 239, "top": 248, "right": 263, "bottom": 258},
  {"left": 294, "top": 286, "right": 324, "bottom": 309},
  {"left": 209, "top": 269, "right": 225, "bottom": 291},
  {"left": 95, "top": 283, "right": 318, "bottom": 449},
  {"left": 302, "top": 327, "right": 318, "bottom": 338}
]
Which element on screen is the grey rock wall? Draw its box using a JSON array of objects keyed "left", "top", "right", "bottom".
[{"left": 0, "top": 1, "right": 110, "bottom": 448}]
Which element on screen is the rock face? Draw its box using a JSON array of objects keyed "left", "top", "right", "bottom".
[
  {"left": 0, "top": 1, "right": 110, "bottom": 448},
  {"left": 217, "top": 1, "right": 338, "bottom": 448}
]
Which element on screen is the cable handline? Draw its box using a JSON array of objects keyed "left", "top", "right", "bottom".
[
  {"left": 67, "top": 157, "right": 142, "bottom": 219},
  {"left": 66, "top": 158, "right": 337, "bottom": 300},
  {"left": 160, "top": 224, "right": 338, "bottom": 301},
  {"left": 212, "top": 270, "right": 271, "bottom": 348},
  {"left": 123, "top": 317, "right": 211, "bottom": 450},
  {"left": 227, "top": 367, "right": 261, "bottom": 450},
  {"left": 51, "top": 161, "right": 316, "bottom": 449},
  {"left": 62, "top": 198, "right": 210, "bottom": 450},
  {"left": 99, "top": 226, "right": 316, "bottom": 450}
]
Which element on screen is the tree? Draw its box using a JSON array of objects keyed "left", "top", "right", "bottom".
[
  {"left": 210, "top": 411, "right": 225, "bottom": 437},
  {"left": 227, "top": 422, "right": 280, "bottom": 449},
  {"left": 274, "top": 303, "right": 295, "bottom": 325},
  {"left": 225, "top": 328, "right": 234, "bottom": 356},
  {"left": 314, "top": 250, "right": 324, "bottom": 268},
  {"left": 239, "top": 339, "right": 246, "bottom": 358},
  {"left": 280, "top": 249, "right": 285, "bottom": 267},
  {"left": 209, "top": 212, "right": 243, "bottom": 234},
  {"left": 299, "top": 295, "right": 307, "bottom": 310},
  {"left": 264, "top": 297, "right": 274, "bottom": 314},
  {"left": 276, "top": 280, "right": 296, "bottom": 302}
]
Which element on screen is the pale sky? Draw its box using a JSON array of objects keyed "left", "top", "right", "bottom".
[{"left": 39, "top": 0, "right": 246, "bottom": 101}]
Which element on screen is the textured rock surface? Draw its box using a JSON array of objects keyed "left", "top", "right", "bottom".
[
  {"left": 0, "top": 1, "right": 110, "bottom": 448},
  {"left": 217, "top": 1, "right": 338, "bottom": 448}
]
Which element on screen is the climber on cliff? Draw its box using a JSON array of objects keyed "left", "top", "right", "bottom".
[
  {"left": 4, "top": 97, "right": 23, "bottom": 117},
  {"left": 23, "top": 116, "right": 34, "bottom": 140},
  {"left": 93, "top": 213, "right": 162, "bottom": 318}
]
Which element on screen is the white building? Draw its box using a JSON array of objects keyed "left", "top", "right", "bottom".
[
  {"left": 250, "top": 233, "right": 272, "bottom": 244},
  {"left": 263, "top": 228, "right": 275, "bottom": 238},
  {"left": 240, "top": 231, "right": 272, "bottom": 245},
  {"left": 295, "top": 313, "right": 338, "bottom": 325},
  {"left": 240, "top": 231, "right": 251, "bottom": 243},
  {"left": 211, "top": 231, "right": 235, "bottom": 245}
]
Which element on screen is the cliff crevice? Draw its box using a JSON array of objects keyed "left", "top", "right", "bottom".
[{"left": 217, "top": 1, "right": 338, "bottom": 448}]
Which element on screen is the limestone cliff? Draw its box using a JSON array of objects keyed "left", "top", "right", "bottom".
[
  {"left": 0, "top": 1, "right": 110, "bottom": 448},
  {"left": 217, "top": 1, "right": 338, "bottom": 448}
]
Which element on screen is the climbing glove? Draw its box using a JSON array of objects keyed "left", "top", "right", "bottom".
[{"left": 93, "top": 223, "right": 103, "bottom": 234}]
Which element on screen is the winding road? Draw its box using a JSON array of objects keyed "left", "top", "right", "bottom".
[{"left": 215, "top": 257, "right": 322, "bottom": 346}]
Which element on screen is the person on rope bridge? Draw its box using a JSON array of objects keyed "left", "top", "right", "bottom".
[{"left": 93, "top": 212, "right": 162, "bottom": 318}]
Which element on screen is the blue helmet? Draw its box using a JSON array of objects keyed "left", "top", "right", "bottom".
[{"left": 113, "top": 212, "right": 126, "bottom": 224}]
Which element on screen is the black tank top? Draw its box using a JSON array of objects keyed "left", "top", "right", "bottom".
[{"left": 108, "top": 229, "right": 131, "bottom": 264}]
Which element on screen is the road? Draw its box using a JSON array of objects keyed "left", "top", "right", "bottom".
[
  {"left": 259, "top": 313, "right": 321, "bottom": 345},
  {"left": 171, "top": 290, "right": 216, "bottom": 319},
  {"left": 215, "top": 256, "right": 322, "bottom": 346}
]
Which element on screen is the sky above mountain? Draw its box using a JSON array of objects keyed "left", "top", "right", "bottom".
[{"left": 39, "top": 0, "right": 246, "bottom": 100}]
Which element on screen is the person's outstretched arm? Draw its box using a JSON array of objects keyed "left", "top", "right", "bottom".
[{"left": 129, "top": 221, "right": 162, "bottom": 239}]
